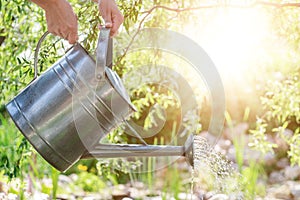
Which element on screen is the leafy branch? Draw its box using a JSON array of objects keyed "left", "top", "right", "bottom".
[
  {"left": 117, "top": 1, "right": 300, "bottom": 66},
  {"left": 142, "top": 1, "right": 300, "bottom": 14}
]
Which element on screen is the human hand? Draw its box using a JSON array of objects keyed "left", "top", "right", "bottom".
[
  {"left": 98, "top": 0, "right": 124, "bottom": 36},
  {"left": 41, "top": 0, "right": 78, "bottom": 44}
]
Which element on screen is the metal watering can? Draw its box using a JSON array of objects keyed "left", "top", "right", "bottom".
[{"left": 6, "top": 28, "right": 195, "bottom": 172}]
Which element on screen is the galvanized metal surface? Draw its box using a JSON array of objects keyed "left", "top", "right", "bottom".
[
  {"left": 96, "top": 28, "right": 110, "bottom": 79},
  {"left": 81, "top": 134, "right": 195, "bottom": 168},
  {"left": 81, "top": 144, "right": 185, "bottom": 158},
  {"left": 6, "top": 29, "right": 135, "bottom": 172},
  {"left": 6, "top": 29, "right": 195, "bottom": 172}
]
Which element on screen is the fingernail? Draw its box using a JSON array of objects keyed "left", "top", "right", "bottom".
[{"left": 105, "top": 22, "right": 112, "bottom": 27}]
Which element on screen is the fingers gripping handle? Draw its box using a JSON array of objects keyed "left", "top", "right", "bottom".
[{"left": 96, "top": 28, "right": 112, "bottom": 79}]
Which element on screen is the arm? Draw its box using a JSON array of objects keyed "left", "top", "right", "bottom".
[
  {"left": 31, "top": 0, "right": 78, "bottom": 44},
  {"left": 31, "top": 0, "right": 123, "bottom": 43}
]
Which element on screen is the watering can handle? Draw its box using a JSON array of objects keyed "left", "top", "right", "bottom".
[
  {"left": 95, "top": 27, "right": 112, "bottom": 79},
  {"left": 34, "top": 31, "right": 50, "bottom": 79},
  {"left": 33, "top": 29, "right": 112, "bottom": 80}
]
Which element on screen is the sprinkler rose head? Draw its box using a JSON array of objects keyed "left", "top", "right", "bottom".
[{"left": 184, "top": 134, "right": 194, "bottom": 167}]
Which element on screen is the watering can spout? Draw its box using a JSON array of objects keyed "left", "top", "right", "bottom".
[
  {"left": 81, "top": 134, "right": 195, "bottom": 167},
  {"left": 6, "top": 28, "right": 196, "bottom": 172}
]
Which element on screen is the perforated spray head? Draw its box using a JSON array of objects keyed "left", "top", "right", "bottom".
[{"left": 184, "top": 134, "right": 194, "bottom": 167}]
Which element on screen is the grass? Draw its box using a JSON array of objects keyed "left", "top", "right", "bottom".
[
  {"left": 51, "top": 167, "right": 59, "bottom": 199},
  {"left": 0, "top": 109, "right": 268, "bottom": 199},
  {"left": 225, "top": 110, "right": 268, "bottom": 199}
]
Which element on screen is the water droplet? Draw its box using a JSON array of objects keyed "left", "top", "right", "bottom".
[{"left": 193, "top": 135, "right": 243, "bottom": 198}]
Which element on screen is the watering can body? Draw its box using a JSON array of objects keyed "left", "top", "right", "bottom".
[{"left": 6, "top": 29, "right": 136, "bottom": 172}]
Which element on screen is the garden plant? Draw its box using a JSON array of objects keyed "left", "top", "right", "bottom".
[{"left": 1, "top": 0, "right": 300, "bottom": 199}]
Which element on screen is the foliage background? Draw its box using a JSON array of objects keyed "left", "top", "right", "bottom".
[{"left": 0, "top": 0, "right": 300, "bottom": 198}]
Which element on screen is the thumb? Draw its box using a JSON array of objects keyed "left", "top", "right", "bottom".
[{"left": 100, "top": 8, "right": 112, "bottom": 28}]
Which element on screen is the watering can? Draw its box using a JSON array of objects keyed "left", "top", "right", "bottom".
[{"left": 6, "top": 28, "right": 195, "bottom": 172}]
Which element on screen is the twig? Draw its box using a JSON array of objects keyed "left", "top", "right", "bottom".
[
  {"left": 142, "top": 5, "right": 219, "bottom": 14},
  {"left": 116, "top": 11, "right": 152, "bottom": 64},
  {"left": 117, "top": 1, "right": 300, "bottom": 66},
  {"left": 142, "top": 1, "right": 300, "bottom": 14},
  {"left": 256, "top": 1, "right": 300, "bottom": 8}
]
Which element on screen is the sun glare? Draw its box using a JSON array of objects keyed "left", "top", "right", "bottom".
[{"left": 184, "top": 7, "right": 271, "bottom": 80}]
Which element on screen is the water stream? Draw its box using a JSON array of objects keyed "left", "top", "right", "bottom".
[
  {"left": 192, "top": 135, "right": 243, "bottom": 199},
  {"left": 191, "top": 168, "right": 194, "bottom": 200}
]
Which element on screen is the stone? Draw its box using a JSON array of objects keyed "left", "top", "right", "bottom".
[
  {"left": 130, "top": 181, "right": 145, "bottom": 189},
  {"left": 128, "top": 187, "right": 145, "bottom": 199},
  {"left": 222, "top": 139, "right": 262, "bottom": 165},
  {"left": 243, "top": 148, "right": 262, "bottom": 165},
  {"left": 178, "top": 192, "right": 198, "bottom": 200},
  {"left": 57, "top": 194, "right": 76, "bottom": 200},
  {"left": 0, "top": 181, "right": 8, "bottom": 194},
  {"left": 82, "top": 195, "right": 103, "bottom": 200},
  {"left": 112, "top": 193, "right": 130, "bottom": 200},
  {"left": 144, "top": 197, "right": 161, "bottom": 200},
  {"left": 7, "top": 193, "right": 18, "bottom": 200},
  {"left": 112, "top": 184, "right": 130, "bottom": 200},
  {"left": 144, "top": 193, "right": 161, "bottom": 200},
  {"left": 0, "top": 193, "right": 6, "bottom": 199},
  {"left": 69, "top": 173, "right": 79, "bottom": 182},
  {"left": 33, "top": 192, "right": 49, "bottom": 200},
  {"left": 226, "top": 146, "right": 236, "bottom": 163},
  {"left": 287, "top": 181, "right": 300, "bottom": 200},
  {"left": 194, "top": 190, "right": 206, "bottom": 200},
  {"left": 264, "top": 152, "right": 277, "bottom": 167},
  {"left": 59, "top": 174, "right": 73, "bottom": 184},
  {"left": 269, "top": 184, "right": 292, "bottom": 200},
  {"left": 217, "top": 139, "right": 232, "bottom": 151},
  {"left": 228, "top": 194, "right": 243, "bottom": 200},
  {"left": 280, "top": 129, "right": 293, "bottom": 139},
  {"left": 285, "top": 165, "right": 300, "bottom": 180},
  {"left": 276, "top": 158, "right": 290, "bottom": 169},
  {"left": 274, "top": 129, "right": 293, "bottom": 153},
  {"left": 269, "top": 171, "right": 286, "bottom": 184},
  {"left": 223, "top": 123, "right": 249, "bottom": 144},
  {"left": 208, "top": 194, "right": 229, "bottom": 200},
  {"left": 203, "top": 191, "right": 215, "bottom": 200},
  {"left": 214, "top": 139, "right": 231, "bottom": 155}
]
